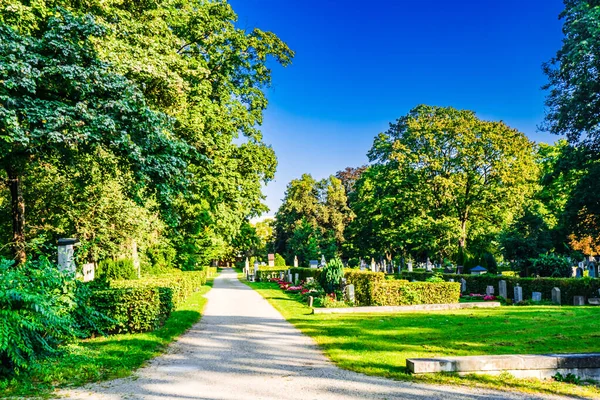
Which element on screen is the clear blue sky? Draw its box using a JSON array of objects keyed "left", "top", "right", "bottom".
[{"left": 228, "top": 0, "right": 566, "bottom": 216}]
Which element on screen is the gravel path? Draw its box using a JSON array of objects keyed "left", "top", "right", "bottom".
[{"left": 61, "top": 269, "right": 565, "bottom": 400}]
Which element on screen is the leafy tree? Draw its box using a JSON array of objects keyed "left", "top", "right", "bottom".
[
  {"left": 363, "top": 105, "right": 538, "bottom": 262},
  {"left": 530, "top": 253, "right": 573, "bottom": 278},
  {"left": 335, "top": 166, "right": 367, "bottom": 199},
  {"left": 0, "top": 11, "right": 187, "bottom": 264}
]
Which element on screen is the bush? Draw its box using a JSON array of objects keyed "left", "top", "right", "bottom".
[
  {"left": 399, "top": 270, "right": 600, "bottom": 305},
  {"left": 320, "top": 258, "right": 344, "bottom": 293},
  {"left": 274, "top": 253, "right": 286, "bottom": 267},
  {"left": 344, "top": 270, "right": 385, "bottom": 305},
  {"left": 530, "top": 254, "right": 572, "bottom": 278},
  {"left": 347, "top": 258, "right": 360, "bottom": 268},
  {"left": 0, "top": 258, "right": 81, "bottom": 375},
  {"left": 97, "top": 258, "right": 137, "bottom": 280}
]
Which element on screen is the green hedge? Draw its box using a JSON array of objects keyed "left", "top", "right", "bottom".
[
  {"left": 344, "top": 270, "right": 384, "bottom": 305},
  {"left": 92, "top": 270, "right": 214, "bottom": 334},
  {"left": 399, "top": 271, "right": 600, "bottom": 304}
]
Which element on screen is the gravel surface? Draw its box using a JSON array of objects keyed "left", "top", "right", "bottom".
[{"left": 60, "top": 269, "right": 566, "bottom": 400}]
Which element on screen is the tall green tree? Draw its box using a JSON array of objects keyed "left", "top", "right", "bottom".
[
  {"left": 363, "top": 105, "right": 538, "bottom": 262},
  {"left": 0, "top": 11, "right": 187, "bottom": 264}
]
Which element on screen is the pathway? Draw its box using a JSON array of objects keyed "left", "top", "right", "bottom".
[{"left": 62, "top": 269, "right": 564, "bottom": 400}]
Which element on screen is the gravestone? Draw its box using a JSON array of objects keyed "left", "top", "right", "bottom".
[
  {"left": 359, "top": 258, "right": 365, "bottom": 271},
  {"left": 57, "top": 238, "right": 78, "bottom": 274},
  {"left": 371, "top": 258, "right": 376, "bottom": 272},
  {"left": 456, "top": 265, "right": 464, "bottom": 274},
  {"left": 449, "top": 278, "right": 454, "bottom": 282},
  {"left": 267, "top": 253, "right": 275, "bottom": 267},
  {"left": 498, "top": 280, "right": 507, "bottom": 299},
  {"left": 308, "top": 296, "right": 314, "bottom": 308},
  {"left": 407, "top": 261, "right": 413, "bottom": 272},
  {"left": 293, "top": 255, "right": 298, "bottom": 268},
  {"left": 574, "top": 296, "right": 585, "bottom": 306},
  {"left": 294, "top": 273, "right": 299, "bottom": 285},
  {"left": 486, "top": 286, "right": 494, "bottom": 296},
  {"left": 551, "top": 287, "right": 561, "bottom": 305},
  {"left": 514, "top": 285, "right": 523, "bottom": 303},
  {"left": 460, "top": 278, "right": 467, "bottom": 293},
  {"left": 321, "top": 255, "right": 326, "bottom": 267},
  {"left": 279, "top": 271, "right": 284, "bottom": 280},
  {"left": 532, "top": 292, "right": 542, "bottom": 302},
  {"left": 589, "top": 264, "right": 597, "bottom": 278},
  {"left": 344, "top": 284, "right": 355, "bottom": 303},
  {"left": 287, "top": 272, "right": 293, "bottom": 283},
  {"left": 425, "top": 258, "right": 433, "bottom": 272},
  {"left": 576, "top": 267, "right": 583, "bottom": 278},
  {"left": 82, "top": 263, "right": 95, "bottom": 282},
  {"left": 309, "top": 260, "right": 319, "bottom": 268}
]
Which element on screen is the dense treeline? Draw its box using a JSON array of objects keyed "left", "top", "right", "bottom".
[
  {"left": 268, "top": 1, "right": 600, "bottom": 274},
  {"left": 0, "top": 1, "right": 292, "bottom": 270}
]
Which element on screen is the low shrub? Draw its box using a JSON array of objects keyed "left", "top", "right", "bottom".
[
  {"left": 274, "top": 253, "right": 286, "bottom": 267},
  {"left": 344, "top": 270, "right": 385, "bottom": 305},
  {"left": 320, "top": 258, "right": 344, "bottom": 293},
  {"left": 97, "top": 258, "right": 137, "bottom": 280},
  {"left": 530, "top": 254, "right": 572, "bottom": 278}
]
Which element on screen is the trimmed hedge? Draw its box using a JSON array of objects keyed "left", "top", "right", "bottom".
[
  {"left": 92, "top": 270, "right": 214, "bottom": 334},
  {"left": 255, "top": 266, "right": 289, "bottom": 281},
  {"left": 344, "top": 270, "right": 384, "bottom": 305},
  {"left": 399, "top": 271, "right": 600, "bottom": 304}
]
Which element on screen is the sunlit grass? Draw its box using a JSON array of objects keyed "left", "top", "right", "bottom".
[
  {"left": 247, "top": 280, "right": 600, "bottom": 398},
  {"left": 0, "top": 279, "right": 214, "bottom": 399}
]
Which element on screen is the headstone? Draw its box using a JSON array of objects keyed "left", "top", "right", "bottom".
[
  {"left": 288, "top": 272, "right": 292, "bottom": 283},
  {"left": 425, "top": 258, "right": 433, "bottom": 272},
  {"left": 321, "top": 254, "right": 326, "bottom": 267},
  {"left": 308, "top": 296, "right": 314, "bottom": 308},
  {"left": 514, "top": 285, "right": 523, "bottom": 303},
  {"left": 344, "top": 284, "right": 355, "bottom": 303},
  {"left": 449, "top": 278, "right": 454, "bottom": 282},
  {"left": 498, "top": 280, "right": 507, "bottom": 299},
  {"left": 532, "top": 292, "right": 542, "bottom": 302},
  {"left": 359, "top": 258, "right": 365, "bottom": 271},
  {"left": 456, "top": 265, "right": 463, "bottom": 274},
  {"left": 576, "top": 267, "right": 583, "bottom": 278},
  {"left": 382, "top": 260, "right": 387, "bottom": 273},
  {"left": 309, "top": 260, "right": 318, "bottom": 268},
  {"left": 293, "top": 255, "right": 298, "bottom": 268},
  {"left": 407, "top": 261, "right": 413, "bottom": 272},
  {"left": 294, "top": 273, "right": 299, "bottom": 285},
  {"left": 57, "top": 238, "right": 78, "bottom": 274},
  {"left": 279, "top": 271, "right": 284, "bottom": 280},
  {"left": 574, "top": 296, "right": 585, "bottom": 306},
  {"left": 82, "top": 262, "right": 95, "bottom": 282},
  {"left": 589, "top": 264, "right": 597, "bottom": 278},
  {"left": 486, "top": 286, "right": 494, "bottom": 296},
  {"left": 371, "top": 258, "right": 376, "bottom": 272},
  {"left": 268, "top": 253, "right": 275, "bottom": 267},
  {"left": 551, "top": 287, "right": 561, "bottom": 305},
  {"left": 460, "top": 278, "right": 467, "bottom": 293}
]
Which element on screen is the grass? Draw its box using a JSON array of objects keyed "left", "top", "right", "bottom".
[
  {"left": 246, "top": 280, "right": 600, "bottom": 399},
  {"left": 0, "top": 279, "right": 214, "bottom": 399}
]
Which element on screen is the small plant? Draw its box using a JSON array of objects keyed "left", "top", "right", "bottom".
[
  {"left": 320, "top": 257, "right": 344, "bottom": 293},
  {"left": 426, "top": 272, "right": 444, "bottom": 283},
  {"left": 553, "top": 372, "right": 581, "bottom": 384}
]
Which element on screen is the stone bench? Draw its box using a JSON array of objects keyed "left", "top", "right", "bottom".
[{"left": 407, "top": 353, "right": 600, "bottom": 380}]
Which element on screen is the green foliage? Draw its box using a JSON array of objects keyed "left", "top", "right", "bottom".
[
  {"left": 0, "top": 258, "right": 80, "bottom": 375},
  {"left": 400, "top": 270, "right": 600, "bottom": 305},
  {"left": 530, "top": 254, "right": 573, "bottom": 278},
  {"left": 320, "top": 258, "right": 344, "bottom": 293},
  {"left": 553, "top": 372, "right": 581, "bottom": 385},
  {"left": 372, "top": 281, "right": 460, "bottom": 306},
  {"left": 274, "top": 253, "right": 286, "bottom": 267},
  {"left": 426, "top": 272, "right": 444, "bottom": 283},
  {"left": 97, "top": 258, "right": 137, "bottom": 281}
]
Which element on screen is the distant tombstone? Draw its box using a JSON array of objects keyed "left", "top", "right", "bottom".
[
  {"left": 407, "top": 261, "right": 413, "bottom": 272},
  {"left": 309, "top": 260, "right": 319, "bottom": 269},
  {"left": 57, "top": 238, "right": 79, "bottom": 274},
  {"left": 244, "top": 257, "right": 250, "bottom": 275},
  {"left": 456, "top": 265, "right": 464, "bottom": 274},
  {"left": 288, "top": 272, "right": 293, "bottom": 283},
  {"left": 279, "top": 271, "right": 284, "bottom": 280},
  {"left": 551, "top": 287, "right": 561, "bottom": 305},
  {"left": 321, "top": 254, "right": 326, "bottom": 267},
  {"left": 371, "top": 258, "right": 376, "bottom": 272},
  {"left": 514, "top": 285, "right": 523, "bottom": 303},
  {"left": 532, "top": 292, "right": 542, "bottom": 302},
  {"left": 308, "top": 296, "right": 314, "bottom": 308},
  {"left": 344, "top": 284, "right": 355, "bottom": 303},
  {"left": 382, "top": 259, "right": 387, "bottom": 273},
  {"left": 589, "top": 264, "right": 597, "bottom": 278},
  {"left": 359, "top": 258, "right": 365, "bottom": 271},
  {"left": 460, "top": 278, "right": 467, "bottom": 293},
  {"left": 82, "top": 263, "right": 95, "bottom": 282},
  {"left": 293, "top": 255, "right": 298, "bottom": 268},
  {"left": 572, "top": 266, "right": 578, "bottom": 277},
  {"left": 498, "top": 280, "right": 508, "bottom": 299},
  {"left": 486, "top": 286, "right": 495, "bottom": 296},
  {"left": 268, "top": 253, "right": 275, "bottom": 267},
  {"left": 294, "top": 273, "right": 299, "bottom": 285},
  {"left": 425, "top": 258, "right": 433, "bottom": 272},
  {"left": 576, "top": 267, "right": 583, "bottom": 278},
  {"left": 574, "top": 296, "right": 585, "bottom": 306},
  {"left": 448, "top": 278, "right": 454, "bottom": 282}
]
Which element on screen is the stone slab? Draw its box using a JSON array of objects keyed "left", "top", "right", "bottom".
[
  {"left": 312, "top": 302, "right": 501, "bottom": 314},
  {"left": 407, "top": 353, "right": 600, "bottom": 380}
]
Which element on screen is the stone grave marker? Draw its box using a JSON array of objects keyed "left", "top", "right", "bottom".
[
  {"left": 532, "top": 292, "right": 542, "bottom": 302},
  {"left": 576, "top": 267, "right": 583, "bottom": 278},
  {"left": 407, "top": 261, "right": 413, "bottom": 272},
  {"left": 498, "top": 280, "right": 507, "bottom": 299},
  {"left": 279, "top": 271, "right": 284, "bottom": 280},
  {"left": 460, "top": 278, "right": 467, "bottom": 293},
  {"left": 425, "top": 258, "right": 433, "bottom": 272},
  {"left": 287, "top": 272, "right": 293, "bottom": 283},
  {"left": 58, "top": 238, "right": 78, "bottom": 274},
  {"left": 456, "top": 265, "right": 463, "bottom": 274},
  {"left": 344, "top": 284, "right": 355, "bottom": 303},
  {"left": 308, "top": 296, "right": 314, "bottom": 308},
  {"left": 320, "top": 255, "right": 326, "bottom": 267},
  {"left": 293, "top": 255, "right": 298, "bottom": 268},
  {"left": 514, "top": 285, "right": 523, "bottom": 303},
  {"left": 574, "top": 296, "right": 585, "bottom": 306},
  {"left": 590, "top": 264, "right": 597, "bottom": 278},
  {"left": 371, "top": 258, "right": 376, "bottom": 272},
  {"left": 82, "top": 263, "right": 95, "bottom": 282},
  {"left": 551, "top": 287, "right": 561, "bottom": 305},
  {"left": 449, "top": 278, "right": 454, "bottom": 282},
  {"left": 268, "top": 253, "right": 275, "bottom": 267},
  {"left": 486, "top": 286, "right": 494, "bottom": 296},
  {"left": 309, "top": 260, "right": 318, "bottom": 268},
  {"left": 294, "top": 273, "right": 299, "bottom": 285}
]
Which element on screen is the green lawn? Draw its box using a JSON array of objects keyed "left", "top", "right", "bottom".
[
  {"left": 0, "top": 279, "right": 214, "bottom": 399},
  {"left": 247, "top": 280, "right": 600, "bottom": 398}
]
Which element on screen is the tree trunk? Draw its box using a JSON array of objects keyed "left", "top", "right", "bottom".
[{"left": 7, "top": 167, "right": 26, "bottom": 264}]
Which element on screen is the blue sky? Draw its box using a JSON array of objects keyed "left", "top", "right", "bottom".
[{"left": 228, "top": 0, "right": 566, "bottom": 216}]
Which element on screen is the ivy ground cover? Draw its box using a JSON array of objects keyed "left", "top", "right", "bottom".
[{"left": 246, "top": 280, "right": 600, "bottom": 399}]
